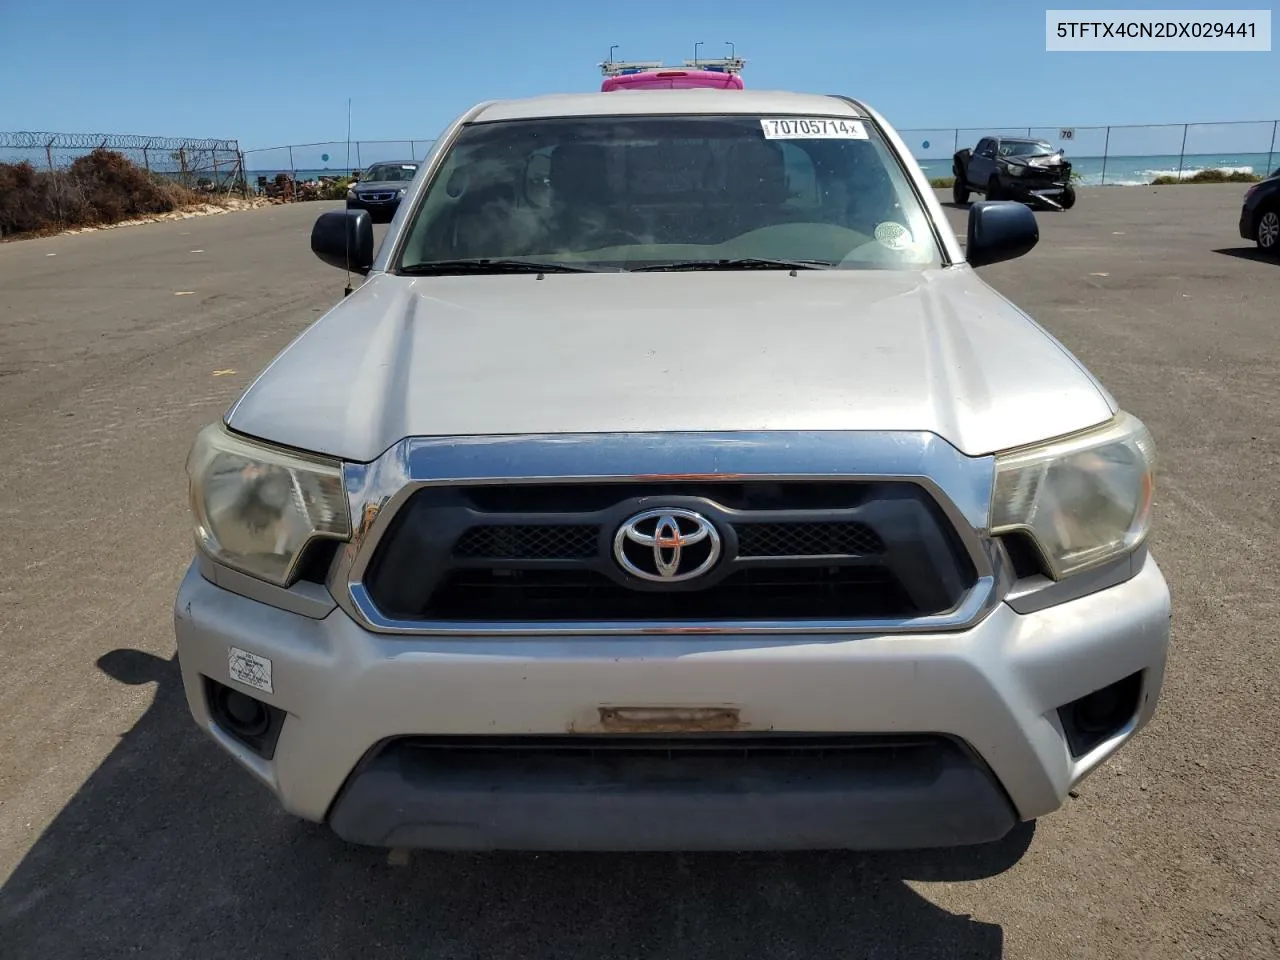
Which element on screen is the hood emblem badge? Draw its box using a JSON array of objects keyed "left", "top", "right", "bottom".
[{"left": 613, "top": 508, "right": 721, "bottom": 583}]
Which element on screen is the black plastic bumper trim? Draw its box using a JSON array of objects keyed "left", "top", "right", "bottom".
[{"left": 327, "top": 734, "right": 1017, "bottom": 851}]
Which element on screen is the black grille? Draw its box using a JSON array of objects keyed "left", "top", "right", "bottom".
[
  {"left": 453, "top": 524, "right": 599, "bottom": 560},
  {"left": 361, "top": 481, "right": 977, "bottom": 623},
  {"left": 735, "top": 521, "right": 884, "bottom": 557},
  {"left": 426, "top": 566, "right": 913, "bottom": 621}
]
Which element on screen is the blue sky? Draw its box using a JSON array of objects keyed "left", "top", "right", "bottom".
[{"left": 1, "top": 0, "right": 1275, "bottom": 150}]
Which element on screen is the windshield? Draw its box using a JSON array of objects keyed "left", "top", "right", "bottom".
[
  {"left": 998, "top": 140, "right": 1057, "bottom": 158},
  {"left": 396, "top": 114, "right": 942, "bottom": 271},
  {"left": 364, "top": 163, "right": 417, "bottom": 182}
]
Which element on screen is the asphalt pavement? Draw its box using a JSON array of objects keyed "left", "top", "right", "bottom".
[{"left": 0, "top": 187, "right": 1277, "bottom": 959}]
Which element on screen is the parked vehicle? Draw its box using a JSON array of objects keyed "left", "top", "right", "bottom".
[
  {"left": 1239, "top": 170, "right": 1280, "bottom": 255},
  {"left": 953, "top": 137, "right": 1076, "bottom": 211},
  {"left": 345, "top": 160, "right": 418, "bottom": 222},
  {"left": 176, "top": 88, "right": 1170, "bottom": 853}
]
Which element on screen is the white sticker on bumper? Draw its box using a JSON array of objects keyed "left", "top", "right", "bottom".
[{"left": 229, "top": 647, "right": 273, "bottom": 694}]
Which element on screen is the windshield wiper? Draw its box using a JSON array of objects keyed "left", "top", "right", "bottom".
[
  {"left": 399, "top": 258, "right": 603, "bottom": 276},
  {"left": 630, "top": 257, "right": 834, "bottom": 272}
]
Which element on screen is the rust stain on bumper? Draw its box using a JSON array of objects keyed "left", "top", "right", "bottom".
[{"left": 596, "top": 706, "right": 744, "bottom": 733}]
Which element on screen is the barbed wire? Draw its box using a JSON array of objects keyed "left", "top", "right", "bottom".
[
  {"left": 241, "top": 138, "right": 437, "bottom": 155},
  {"left": 0, "top": 131, "right": 239, "bottom": 152}
]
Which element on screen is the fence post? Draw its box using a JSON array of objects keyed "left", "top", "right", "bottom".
[
  {"left": 1027, "top": 127, "right": 1032, "bottom": 137},
  {"left": 142, "top": 141, "right": 150, "bottom": 173},
  {"left": 1268, "top": 120, "right": 1278, "bottom": 177},
  {"left": 410, "top": 139, "right": 417, "bottom": 160},
  {"left": 356, "top": 141, "right": 362, "bottom": 169},
  {"left": 953, "top": 129, "right": 959, "bottom": 154},
  {"left": 1175, "top": 123, "right": 1188, "bottom": 181},
  {"left": 1100, "top": 126, "right": 1111, "bottom": 185},
  {"left": 238, "top": 151, "right": 248, "bottom": 198},
  {"left": 288, "top": 146, "right": 296, "bottom": 201},
  {"left": 46, "top": 137, "right": 61, "bottom": 223}
]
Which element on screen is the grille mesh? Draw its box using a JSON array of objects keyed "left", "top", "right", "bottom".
[
  {"left": 452, "top": 525, "right": 599, "bottom": 560},
  {"left": 735, "top": 522, "right": 884, "bottom": 557}
]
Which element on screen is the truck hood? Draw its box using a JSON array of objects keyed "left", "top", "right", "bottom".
[{"left": 225, "top": 268, "right": 1115, "bottom": 462}]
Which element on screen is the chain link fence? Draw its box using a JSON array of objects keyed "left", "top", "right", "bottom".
[
  {"left": 898, "top": 120, "right": 1279, "bottom": 185},
  {"left": 7, "top": 119, "right": 1273, "bottom": 225},
  {"left": 240, "top": 122, "right": 1278, "bottom": 196},
  {"left": 0, "top": 131, "right": 244, "bottom": 192},
  {"left": 240, "top": 139, "right": 438, "bottom": 197},
  {"left": 0, "top": 131, "right": 247, "bottom": 236}
]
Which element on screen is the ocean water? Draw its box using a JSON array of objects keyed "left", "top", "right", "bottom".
[{"left": 914, "top": 152, "right": 1277, "bottom": 186}]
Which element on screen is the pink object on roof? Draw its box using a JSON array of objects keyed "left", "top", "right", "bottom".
[{"left": 601, "top": 69, "right": 744, "bottom": 92}]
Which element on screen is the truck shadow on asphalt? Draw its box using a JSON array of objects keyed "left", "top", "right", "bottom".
[{"left": 1, "top": 649, "right": 1035, "bottom": 959}]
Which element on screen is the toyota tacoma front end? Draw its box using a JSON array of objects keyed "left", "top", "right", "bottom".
[{"left": 174, "top": 89, "right": 1171, "bottom": 851}]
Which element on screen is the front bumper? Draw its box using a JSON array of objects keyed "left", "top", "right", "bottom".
[
  {"left": 1000, "top": 176, "right": 1071, "bottom": 193},
  {"left": 1239, "top": 206, "right": 1255, "bottom": 240},
  {"left": 174, "top": 552, "right": 1171, "bottom": 850}
]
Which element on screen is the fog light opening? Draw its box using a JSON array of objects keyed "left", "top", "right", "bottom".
[
  {"left": 220, "top": 687, "right": 270, "bottom": 738},
  {"left": 1058, "top": 671, "right": 1143, "bottom": 759},
  {"left": 204, "top": 676, "right": 286, "bottom": 759}
]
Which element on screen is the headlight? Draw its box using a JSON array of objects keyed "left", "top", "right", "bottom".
[
  {"left": 1004, "top": 162, "right": 1026, "bottom": 177},
  {"left": 186, "top": 424, "right": 351, "bottom": 587},
  {"left": 991, "top": 412, "right": 1155, "bottom": 579}
]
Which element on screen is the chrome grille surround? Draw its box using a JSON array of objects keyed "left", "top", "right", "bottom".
[{"left": 327, "top": 431, "right": 1011, "bottom": 636}]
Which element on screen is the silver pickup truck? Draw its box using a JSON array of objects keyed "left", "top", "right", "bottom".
[{"left": 174, "top": 88, "right": 1171, "bottom": 852}]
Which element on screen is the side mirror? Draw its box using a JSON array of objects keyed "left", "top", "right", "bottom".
[
  {"left": 966, "top": 200, "right": 1038, "bottom": 268},
  {"left": 310, "top": 209, "right": 375, "bottom": 274}
]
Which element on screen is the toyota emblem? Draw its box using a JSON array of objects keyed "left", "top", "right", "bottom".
[{"left": 613, "top": 508, "right": 721, "bottom": 583}]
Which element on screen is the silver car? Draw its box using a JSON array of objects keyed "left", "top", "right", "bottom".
[{"left": 175, "top": 89, "right": 1171, "bottom": 852}]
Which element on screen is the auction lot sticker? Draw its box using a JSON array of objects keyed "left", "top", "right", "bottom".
[
  {"left": 229, "top": 647, "right": 273, "bottom": 694},
  {"left": 761, "top": 118, "right": 868, "bottom": 140}
]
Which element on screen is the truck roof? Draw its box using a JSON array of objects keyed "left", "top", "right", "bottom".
[{"left": 470, "top": 89, "right": 866, "bottom": 123}]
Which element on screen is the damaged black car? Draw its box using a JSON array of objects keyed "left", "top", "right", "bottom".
[{"left": 952, "top": 137, "right": 1076, "bottom": 211}]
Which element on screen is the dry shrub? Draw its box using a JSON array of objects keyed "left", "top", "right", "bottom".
[
  {"left": 0, "top": 161, "right": 53, "bottom": 236},
  {"left": 67, "top": 149, "right": 184, "bottom": 221},
  {"left": 0, "top": 149, "right": 205, "bottom": 237}
]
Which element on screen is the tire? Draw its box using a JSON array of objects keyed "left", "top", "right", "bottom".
[
  {"left": 1059, "top": 184, "right": 1077, "bottom": 210},
  {"left": 952, "top": 173, "right": 970, "bottom": 205},
  {"left": 1257, "top": 207, "right": 1280, "bottom": 255},
  {"left": 987, "top": 176, "right": 1002, "bottom": 201}
]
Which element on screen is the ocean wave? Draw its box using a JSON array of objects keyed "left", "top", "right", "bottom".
[{"left": 1140, "top": 165, "right": 1253, "bottom": 180}]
